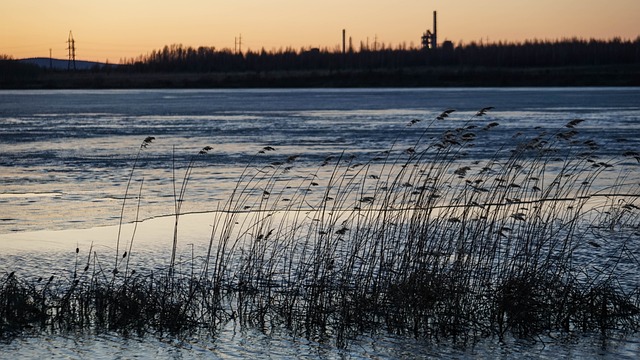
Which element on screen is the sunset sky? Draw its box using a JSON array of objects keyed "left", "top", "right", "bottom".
[{"left": 2, "top": 0, "right": 639, "bottom": 63}]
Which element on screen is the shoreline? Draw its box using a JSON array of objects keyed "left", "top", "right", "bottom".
[{"left": 3, "top": 64, "right": 640, "bottom": 89}]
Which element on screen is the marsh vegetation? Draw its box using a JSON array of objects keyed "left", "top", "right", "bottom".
[{"left": 2, "top": 108, "right": 639, "bottom": 347}]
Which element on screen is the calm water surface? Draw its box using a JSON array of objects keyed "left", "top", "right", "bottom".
[{"left": 1, "top": 88, "right": 639, "bottom": 358}]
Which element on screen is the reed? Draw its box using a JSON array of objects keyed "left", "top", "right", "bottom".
[
  {"left": 2, "top": 109, "right": 639, "bottom": 346},
  {"left": 114, "top": 136, "right": 155, "bottom": 275}
]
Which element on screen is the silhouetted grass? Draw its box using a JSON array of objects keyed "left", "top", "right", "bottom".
[{"left": 2, "top": 109, "right": 639, "bottom": 346}]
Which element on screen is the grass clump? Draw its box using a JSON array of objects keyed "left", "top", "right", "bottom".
[{"left": 1, "top": 108, "right": 639, "bottom": 346}]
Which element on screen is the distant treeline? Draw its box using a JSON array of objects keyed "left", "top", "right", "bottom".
[
  {"left": 2, "top": 38, "right": 639, "bottom": 88},
  {"left": 121, "top": 38, "right": 640, "bottom": 73},
  {"left": 0, "top": 55, "right": 42, "bottom": 84}
]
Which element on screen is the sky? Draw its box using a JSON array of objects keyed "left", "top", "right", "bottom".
[{"left": 2, "top": 0, "right": 639, "bottom": 63}]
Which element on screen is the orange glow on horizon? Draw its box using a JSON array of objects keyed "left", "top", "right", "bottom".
[{"left": 2, "top": 0, "right": 639, "bottom": 63}]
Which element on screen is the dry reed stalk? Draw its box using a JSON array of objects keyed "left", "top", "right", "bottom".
[{"left": 2, "top": 111, "right": 639, "bottom": 346}]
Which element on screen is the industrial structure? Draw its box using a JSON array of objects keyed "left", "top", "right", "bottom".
[
  {"left": 421, "top": 11, "right": 438, "bottom": 49},
  {"left": 67, "top": 31, "right": 76, "bottom": 70}
]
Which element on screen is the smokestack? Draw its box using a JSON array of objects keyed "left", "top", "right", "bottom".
[
  {"left": 342, "top": 29, "right": 346, "bottom": 54},
  {"left": 433, "top": 11, "right": 437, "bottom": 49}
]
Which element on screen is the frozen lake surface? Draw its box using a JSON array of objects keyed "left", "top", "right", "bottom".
[
  {"left": 1, "top": 88, "right": 639, "bottom": 358},
  {"left": 1, "top": 88, "right": 639, "bottom": 234}
]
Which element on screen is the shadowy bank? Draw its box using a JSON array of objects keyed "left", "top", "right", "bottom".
[
  {"left": 3, "top": 38, "right": 640, "bottom": 88},
  {"left": 2, "top": 64, "right": 640, "bottom": 89}
]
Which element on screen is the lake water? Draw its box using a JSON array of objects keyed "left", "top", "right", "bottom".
[
  {"left": 2, "top": 88, "right": 639, "bottom": 234},
  {"left": 1, "top": 88, "right": 639, "bottom": 358}
]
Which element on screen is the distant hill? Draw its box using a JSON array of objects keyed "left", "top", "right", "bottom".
[{"left": 19, "top": 57, "right": 117, "bottom": 70}]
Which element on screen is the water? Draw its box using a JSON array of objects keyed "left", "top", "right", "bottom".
[
  {"left": 1, "top": 88, "right": 639, "bottom": 358},
  {"left": 1, "top": 88, "right": 638, "bottom": 234},
  {"left": 3, "top": 331, "right": 640, "bottom": 359}
]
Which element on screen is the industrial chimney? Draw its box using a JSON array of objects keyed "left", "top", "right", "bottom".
[
  {"left": 342, "top": 29, "right": 346, "bottom": 54},
  {"left": 432, "top": 11, "right": 437, "bottom": 49},
  {"left": 421, "top": 10, "right": 439, "bottom": 50}
]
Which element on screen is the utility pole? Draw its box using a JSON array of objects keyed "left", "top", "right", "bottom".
[
  {"left": 49, "top": 48, "right": 52, "bottom": 70},
  {"left": 67, "top": 31, "right": 76, "bottom": 70}
]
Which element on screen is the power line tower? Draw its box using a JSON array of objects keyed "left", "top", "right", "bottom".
[
  {"left": 67, "top": 31, "right": 76, "bottom": 70},
  {"left": 235, "top": 34, "right": 243, "bottom": 55}
]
